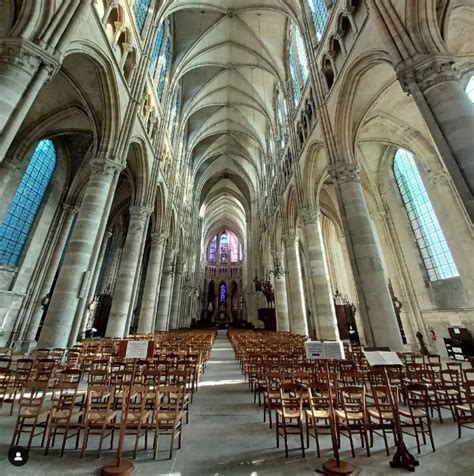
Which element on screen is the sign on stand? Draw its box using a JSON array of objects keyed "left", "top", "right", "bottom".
[
  {"left": 305, "top": 340, "right": 345, "bottom": 360},
  {"left": 117, "top": 340, "right": 154, "bottom": 360}
]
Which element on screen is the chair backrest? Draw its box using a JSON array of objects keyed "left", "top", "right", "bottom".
[
  {"left": 371, "top": 384, "right": 399, "bottom": 414},
  {"left": 0, "top": 358, "right": 11, "bottom": 369},
  {"left": 463, "top": 368, "right": 474, "bottom": 385},
  {"left": 440, "top": 369, "right": 461, "bottom": 390},
  {"left": 86, "top": 384, "right": 114, "bottom": 414},
  {"left": 159, "top": 384, "right": 184, "bottom": 412},
  {"left": 405, "top": 383, "right": 430, "bottom": 415},
  {"left": 279, "top": 383, "right": 303, "bottom": 413},
  {"left": 307, "top": 382, "right": 332, "bottom": 411},
  {"left": 58, "top": 369, "right": 82, "bottom": 384},
  {"left": 339, "top": 385, "right": 366, "bottom": 415}
]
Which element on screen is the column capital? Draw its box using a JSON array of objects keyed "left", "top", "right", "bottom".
[
  {"left": 150, "top": 232, "right": 168, "bottom": 245},
  {"left": 89, "top": 157, "right": 124, "bottom": 176},
  {"left": 299, "top": 207, "right": 320, "bottom": 226},
  {"left": 0, "top": 38, "right": 60, "bottom": 77},
  {"left": 329, "top": 162, "right": 360, "bottom": 184},
  {"left": 396, "top": 55, "right": 458, "bottom": 94},
  {"left": 129, "top": 205, "right": 153, "bottom": 221}
]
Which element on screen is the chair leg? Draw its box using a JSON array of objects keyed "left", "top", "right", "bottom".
[{"left": 299, "top": 420, "right": 305, "bottom": 458}]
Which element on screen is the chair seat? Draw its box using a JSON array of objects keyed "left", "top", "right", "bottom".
[
  {"left": 368, "top": 409, "right": 394, "bottom": 420},
  {"left": 51, "top": 408, "right": 83, "bottom": 419},
  {"left": 126, "top": 410, "right": 150, "bottom": 423},
  {"left": 305, "top": 409, "right": 330, "bottom": 419},
  {"left": 277, "top": 408, "right": 301, "bottom": 418},
  {"left": 88, "top": 411, "right": 116, "bottom": 422},
  {"left": 399, "top": 409, "right": 427, "bottom": 418},
  {"left": 455, "top": 405, "right": 472, "bottom": 414},
  {"left": 19, "top": 407, "right": 50, "bottom": 418},
  {"left": 335, "top": 409, "right": 363, "bottom": 420},
  {"left": 267, "top": 391, "right": 280, "bottom": 399}
]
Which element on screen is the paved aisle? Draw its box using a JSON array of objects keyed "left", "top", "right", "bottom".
[{"left": 156, "top": 330, "right": 316, "bottom": 475}]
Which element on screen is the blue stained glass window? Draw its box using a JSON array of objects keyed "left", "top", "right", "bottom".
[
  {"left": 295, "top": 28, "right": 309, "bottom": 82},
  {"left": 0, "top": 139, "right": 57, "bottom": 266},
  {"left": 290, "top": 47, "right": 301, "bottom": 104},
  {"left": 209, "top": 235, "right": 217, "bottom": 262},
  {"left": 157, "top": 37, "right": 170, "bottom": 99},
  {"left": 466, "top": 76, "right": 474, "bottom": 104},
  {"left": 220, "top": 232, "right": 228, "bottom": 263},
  {"left": 308, "top": 0, "right": 329, "bottom": 41},
  {"left": 133, "top": 0, "right": 151, "bottom": 33},
  {"left": 393, "top": 148, "right": 459, "bottom": 281},
  {"left": 150, "top": 23, "right": 165, "bottom": 73},
  {"left": 219, "top": 283, "right": 226, "bottom": 305}
]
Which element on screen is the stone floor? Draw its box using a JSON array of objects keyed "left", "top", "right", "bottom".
[{"left": 0, "top": 331, "right": 473, "bottom": 475}]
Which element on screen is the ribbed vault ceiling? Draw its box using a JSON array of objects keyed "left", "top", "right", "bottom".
[{"left": 160, "top": 0, "right": 295, "bottom": 244}]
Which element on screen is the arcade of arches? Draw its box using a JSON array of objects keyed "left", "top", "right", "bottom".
[{"left": 0, "top": 0, "right": 473, "bottom": 473}]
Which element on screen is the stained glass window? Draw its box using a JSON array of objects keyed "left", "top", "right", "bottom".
[
  {"left": 308, "top": 0, "right": 329, "bottom": 41},
  {"left": 466, "top": 76, "right": 474, "bottom": 104},
  {"left": 209, "top": 235, "right": 217, "bottom": 262},
  {"left": 220, "top": 232, "right": 228, "bottom": 263},
  {"left": 133, "top": 0, "right": 151, "bottom": 34},
  {"left": 157, "top": 37, "right": 170, "bottom": 99},
  {"left": 289, "top": 47, "right": 301, "bottom": 104},
  {"left": 150, "top": 23, "right": 165, "bottom": 73},
  {"left": 229, "top": 232, "right": 240, "bottom": 262},
  {"left": 219, "top": 283, "right": 227, "bottom": 304},
  {"left": 170, "top": 91, "right": 180, "bottom": 142},
  {"left": 276, "top": 90, "right": 286, "bottom": 146},
  {"left": 393, "top": 148, "right": 459, "bottom": 281},
  {"left": 295, "top": 28, "right": 309, "bottom": 82},
  {"left": 0, "top": 139, "right": 57, "bottom": 266}
]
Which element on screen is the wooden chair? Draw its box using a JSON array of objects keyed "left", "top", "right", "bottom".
[
  {"left": 400, "top": 383, "right": 435, "bottom": 453},
  {"left": 436, "top": 369, "right": 462, "bottom": 419},
  {"left": 368, "top": 385, "right": 398, "bottom": 456},
  {"left": 45, "top": 382, "right": 83, "bottom": 456},
  {"left": 334, "top": 385, "right": 370, "bottom": 457},
  {"left": 276, "top": 383, "right": 305, "bottom": 458},
  {"left": 155, "top": 384, "right": 185, "bottom": 459},
  {"left": 305, "top": 383, "right": 333, "bottom": 457},
  {"left": 10, "top": 380, "right": 51, "bottom": 451},
  {"left": 80, "top": 384, "right": 117, "bottom": 457},
  {"left": 263, "top": 371, "right": 285, "bottom": 429},
  {"left": 123, "top": 385, "right": 151, "bottom": 459},
  {"left": 455, "top": 382, "right": 474, "bottom": 438}
]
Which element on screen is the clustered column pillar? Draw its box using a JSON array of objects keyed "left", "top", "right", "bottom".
[
  {"left": 137, "top": 232, "right": 167, "bottom": 333},
  {"left": 168, "top": 260, "right": 184, "bottom": 330},
  {"left": 399, "top": 57, "right": 474, "bottom": 220},
  {"left": 24, "top": 204, "right": 78, "bottom": 345},
  {"left": 283, "top": 235, "right": 307, "bottom": 335},
  {"left": 272, "top": 251, "right": 290, "bottom": 332},
  {"left": 105, "top": 205, "right": 151, "bottom": 338},
  {"left": 155, "top": 246, "right": 176, "bottom": 331},
  {"left": 300, "top": 208, "right": 339, "bottom": 340},
  {"left": 37, "top": 158, "right": 123, "bottom": 348},
  {"left": 331, "top": 162, "right": 403, "bottom": 350}
]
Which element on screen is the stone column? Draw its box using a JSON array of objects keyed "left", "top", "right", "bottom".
[
  {"left": 75, "top": 230, "right": 112, "bottom": 342},
  {"left": 283, "top": 235, "right": 307, "bottom": 335},
  {"left": 272, "top": 251, "right": 290, "bottom": 331},
  {"left": 168, "top": 260, "right": 184, "bottom": 330},
  {"left": 24, "top": 204, "right": 78, "bottom": 345},
  {"left": 331, "top": 162, "right": 404, "bottom": 350},
  {"left": 398, "top": 57, "right": 474, "bottom": 220},
  {"left": 37, "top": 158, "right": 123, "bottom": 348},
  {"left": 105, "top": 206, "right": 151, "bottom": 338},
  {"left": 154, "top": 247, "right": 175, "bottom": 331},
  {"left": 300, "top": 208, "right": 339, "bottom": 340},
  {"left": 0, "top": 39, "right": 58, "bottom": 161},
  {"left": 137, "top": 232, "right": 167, "bottom": 333}
]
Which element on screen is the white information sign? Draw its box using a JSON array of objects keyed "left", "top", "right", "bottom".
[
  {"left": 305, "top": 341, "right": 345, "bottom": 360},
  {"left": 125, "top": 340, "right": 149, "bottom": 359}
]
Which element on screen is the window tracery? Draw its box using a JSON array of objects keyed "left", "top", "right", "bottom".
[
  {"left": 0, "top": 139, "right": 56, "bottom": 266},
  {"left": 393, "top": 149, "right": 459, "bottom": 281}
]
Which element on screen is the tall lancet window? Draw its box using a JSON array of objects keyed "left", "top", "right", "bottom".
[
  {"left": 220, "top": 231, "right": 228, "bottom": 263},
  {"left": 133, "top": 0, "right": 151, "bottom": 33},
  {"left": 466, "top": 76, "right": 474, "bottom": 103},
  {"left": 208, "top": 235, "right": 217, "bottom": 263},
  {"left": 308, "top": 0, "right": 329, "bottom": 41},
  {"left": 0, "top": 139, "right": 57, "bottom": 266},
  {"left": 219, "top": 283, "right": 227, "bottom": 305},
  {"left": 393, "top": 148, "right": 459, "bottom": 281}
]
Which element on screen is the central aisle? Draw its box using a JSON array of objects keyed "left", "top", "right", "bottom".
[{"left": 157, "top": 330, "right": 316, "bottom": 475}]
